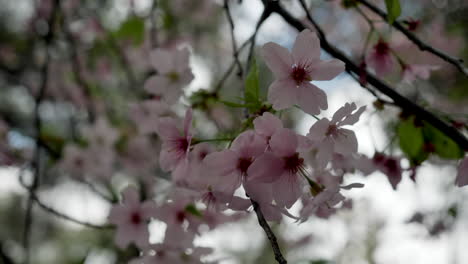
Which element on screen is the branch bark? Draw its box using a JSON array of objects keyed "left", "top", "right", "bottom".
[{"left": 251, "top": 199, "right": 287, "bottom": 264}]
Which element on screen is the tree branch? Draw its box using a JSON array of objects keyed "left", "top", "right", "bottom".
[
  {"left": 23, "top": 1, "right": 60, "bottom": 262},
  {"left": 250, "top": 199, "right": 287, "bottom": 264},
  {"left": 267, "top": 0, "right": 468, "bottom": 150},
  {"left": 356, "top": 0, "right": 468, "bottom": 76},
  {"left": 223, "top": 0, "right": 243, "bottom": 77}
]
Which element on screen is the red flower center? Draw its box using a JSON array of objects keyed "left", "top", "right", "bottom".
[
  {"left": 237, "top": 157, "right": 253, "bottom": 175},
  {"left": 283, "top": 153, "right": 304, "bottom": 175},
  {"left": 130, "top": 211, "right": 142, "bottom": 225},
  {"left": 326, "top": 124, "right": 339, "bottom": 137},
  {"left": 290, "top": 66, "right": 309, "bottom": 84},
  {"left": 176, "top": 210, "right": 186, "bottom": 223},
  {"left": 176, "top": 138, "right": 189, "bottom": 153},
  {"left": 375, "top": 41, "right": 390, "bottom": 55}
]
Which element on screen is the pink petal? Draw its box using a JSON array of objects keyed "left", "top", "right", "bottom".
[
  {"left": 339, "top": 105, "right": 366, "bottom": 126},
  {"left": 307, "top": 118, "right": 329, "bottom": 142},
  {"left": 247, "top": 152, "right": 284, "bottom": 183},
  {"left": 173, "top": 47, "right": 190, "bottom": 73},
  {"left": 261, "top": 42, "right": 293, "bottom": 79},
  {"left": 150, "top": 49, "right": 173, "bottom": 74},
  {"left": 334, "top": 129, "right": 358, "bottom": 155},
  {"left": 183, "top": 108, "right": 193, "bottom": 137},
  {"left": 204, "top": 150, "right": 239, "bottom": 176},
  {"left": 456, "top": 157, "right": 468, "bottom": 187},
  {"left": 122, "top": 187, "right": 140, "bottom": 207},
  {"left": 270, "top": 128, "right": 298, "bottom": 157},
  {"left": 267, "top": 79, "right": 298, "bottom": 110},
  {"left": 292, "top": 29, "right": 320, "bottom": 63},
  {"left": 253, "top": 112, "right": 283, "bottom": 139},
  {"left": 155, "top": 117, "right": 181, "bottom": 140},
  {"left": 231, "top": 130, "right": 267, "bottom": 158},
  {"left": 297, "top": 82, "right": 327, "bottom": 115},
  {"left": 310, "top": 59, "right": 345, "bottom": 81},
  {"left": 272, "top": 173, "right": 303, "bottom": 209},
  {"left": 331, "top": 103, "right": 355, "bottom": 124},
  {"left": 144, "top": 75, "right": 169, "bottom": 95},
  {"left": 315, "top": 139, "right": 334, "bottom": 169}
]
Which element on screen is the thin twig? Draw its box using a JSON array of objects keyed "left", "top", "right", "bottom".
[
  {"left": 356, "top": 0, "right": 468, "bottom": 76},
  {"left": 18, "top": 167, "right": 112, "bottom": 230},
  {"left": 269, "top": 0, "right": 468, "bottom": 150},
  {"left": 223, "top": 0, "right": 243, "bottom": 77},
  {"left": 250, "top": 199, "right": 287, "bottom": 264},
  {"left": 23, "top": 1, "right": 60, "bottom": 262}
]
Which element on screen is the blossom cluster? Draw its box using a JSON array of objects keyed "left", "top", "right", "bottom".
[{"left": 54, "top": 29, "right": 467, "bottom": 263}]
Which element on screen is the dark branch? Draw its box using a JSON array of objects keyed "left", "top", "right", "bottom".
[
  {"left": 251, "top": 199, "right": 287, "bottom": 264},
  {"left": 268, "top": 0, "right": 468, "bottom": 151},
  {"left": 357, "top": 0, "right": 468, "bottom": 76},
  {"left": 23, "top": 0, "right": 61, "bottom": 262},
  {"left": 223, "top": 0, "right": 244, "bottom": 77}
]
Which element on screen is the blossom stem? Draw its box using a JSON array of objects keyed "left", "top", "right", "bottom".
[{"left": 250, "top": 199, "right": 288, "bottom": 264}]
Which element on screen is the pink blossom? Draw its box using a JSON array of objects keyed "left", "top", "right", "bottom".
[
  {"left": 129, "top": 99, "right": 171, "bottom": 134},
  {"left": 373, "top": 153, "right": 402, "bottom": 190},
  {"left": 366, "top": 39, "right": 395, "bottom": 76},
  {"left": 156, "top": 108, "right": 193, "bottom": 172},
  {"left": 307, "top": 103, "right": 366, "bottom": 168},
  {"left": 261, "top": 29, "right": 345, "bottom": 115},
  {"left": 204, "top": 130, "right": 267, "bottom": 196},
  {"left": 145, "top": 47, "right": 194, "bottom": 104},
  {"left": 253, "top": 112, "right": 283, "bottom": 144},
  {"left": 108, "top": 187, "right": 156, "bottom": 249},
  {"left": 248, "top": 128, "right": 311, "bottom": 208},
  {"left": 456, "top": 157, "right": 468, "bottom": 187},
  {"left": 402, "top": 64, "right": 439, "bottom": 83},
  {"left": 82, "top": 117, "right": 119, "bottom": 147}
]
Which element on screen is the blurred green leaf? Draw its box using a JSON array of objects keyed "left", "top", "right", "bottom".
[
  {"left": 185, "top": 204, "right": 203, "bottom": 217},
  {"left": 397, "top": 116, "right": 427, "bottom": 165},
  {"left": 385, "top": 0, "right": 401, "bottom": 24},
  {"left": 114, "top": 16, "right": 145, "bottom": 45},
  {"left": 422, "top": 123, "right": 464, "bottom": 159},
  {"left": 244, "top": 58, "right": 263, "bottom": 112}
]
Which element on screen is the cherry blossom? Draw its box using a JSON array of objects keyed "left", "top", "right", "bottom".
[
  {"left": 366, "top": 39, "right": 394, "bottom": 76},
  {"left": 108, "top": 187, "right": 156, "bottom": 249},
  {"left": 261, "top": 29, "right": 345, "bottom": 115},
  {"left": 307, "top": 103, "right": 366, "bottom": 168},
  {"left": 204, "top": 130, "right": 267, "bottom": 196},
  {"left": 402, "top": 64, "right": 440, "bottom": 83},
  {"left": 145, "top": 47, "right": 194, "bottom": 104},
  {"left": 156, "top": 108, "right": 193, "bottom": 172},
  {"left": 248, "top": 128, "right": 312, "bottom": 208}
]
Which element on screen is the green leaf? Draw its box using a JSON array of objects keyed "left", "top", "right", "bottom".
[
  {"left": 185, "top": 204, "right": 203, "bottom": 217},
  {"left": 244, "top": 58, "right": 262, "bottom": 110},
  {"left": 422, "top": 123, "right": 464, "bottom": 159},
  {"left": 114, "top": 16, "right": 145, "bottom": 45},
  {"left": 220, "top": 100, "right": 258, "bottom": 108},
  {"left": 385, "top": 0, "right": 401, "bottom": 24},
  {"left": 397, "top": 116, "right": 426, "bottom": 165}
]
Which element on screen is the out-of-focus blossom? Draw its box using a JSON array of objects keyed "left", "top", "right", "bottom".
[
  {"left": 108, "top": 187, "right": 156, "bottom": 249},
  {"left": 366, "top": 39, "right": 395, "bottom": 76},
  {"left": 261, "top": 29, "right": 344, "bottom": 115},
  {"left": 402, "top": 64, "right": 439, "bottom": 83},
  {"left": 129, "top": 100, "right": 172, "bottom": 134},
  {"left": 156, "top": 108, "right": 193, "bottom": 172},
  {"left": 373, "top": 152, "right": 403, "bottom": 190},
  {"left": 145, "top": 47, "right": 194, "bottom": 104}
]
